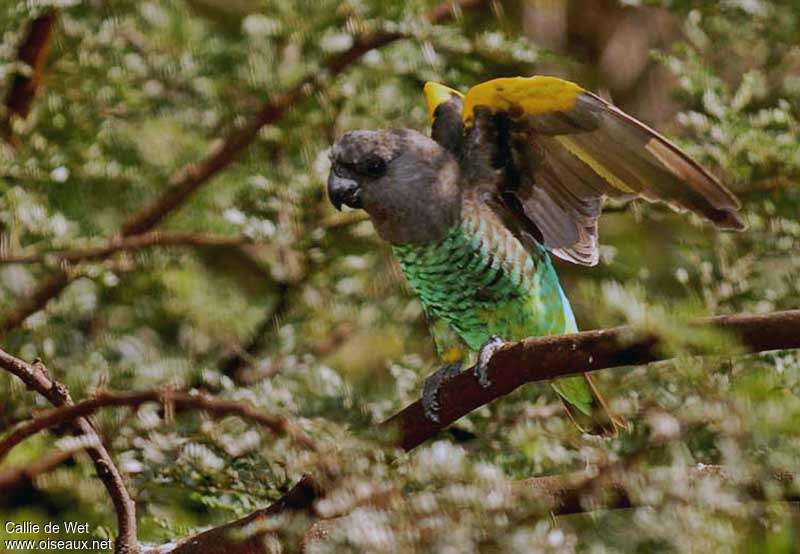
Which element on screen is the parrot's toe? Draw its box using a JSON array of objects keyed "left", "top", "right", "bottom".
[
  {"left": 422, "top": 362, "right": 462, "bottom": 422},
  {"left": 474, "top": 336, "right": 505, "bottom": 388}
]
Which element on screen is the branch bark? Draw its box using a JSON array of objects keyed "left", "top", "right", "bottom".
[
  {"left": 1, "top": 9, "right": 59, "bottom": 145},
  {"left": 0, "top": 232, "right": 250, "bottom": 265},
  {"left": 0, "top": 0, "right": 490, "bottom": 335},
  {"left": 381, "top": 309, "right": 800, "bottom": 451},
  {"left": 145, "top": 308, "right": 800, "bottom": 553},
  {"left": 0, "top": 388, "right": 317, "bottom": 461},
  {"left": 0, "top": 349, "right": 139, "bottom": 553}
]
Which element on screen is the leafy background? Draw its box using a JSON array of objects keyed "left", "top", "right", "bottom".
[{"left": 1, "top": 0, "right": 799, "bottom": 551}]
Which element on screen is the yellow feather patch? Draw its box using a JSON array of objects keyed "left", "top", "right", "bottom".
[
  {"left": 462, "top": 76, "right": 584, "bottom": 125},
  {"left": 555, "top": 136, "right": 637, "bottom": 194},
  {"left": 423, "top": 81, "right": 464, "bottom": 122},
  {"left": 441, "top": 346, "right": 466, "bottom": 364}
]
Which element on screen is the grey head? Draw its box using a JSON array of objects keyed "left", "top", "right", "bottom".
[{"left": 328, "top": 128, "right": 461, "bottom": 245}]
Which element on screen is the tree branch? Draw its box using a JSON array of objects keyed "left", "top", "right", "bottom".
[
  {"left": 144, "top": 308, "right": 800, "bottom": 553},
  {"left": 0, "top": 232, "right": 251, "bottom": 265},
  {"left": 1, "top": 9, "right": 59, "bottom": 145},
  {"left": 303, "top": 462, "right": 799, "bottom": 548},
  {"left": 143, "top": 475, "right": 322, "bottom": 554},
  {"left": 0, "top": 0, "right": 491, "bottom": 335},
  {"left": 381, "top": 309, "right": 800, "bottom": 451},
  {"left": 149, "top": 462, "right": 800, "bottom": 554},
  {"left": 0, "top": 349, "right": 139, "bottom": 553},
  {"left": 518, "top": 463, "right": 800, "bottom": 517},
  {"left": 0, "top": 388, "right": 317, "bottom": 461}
]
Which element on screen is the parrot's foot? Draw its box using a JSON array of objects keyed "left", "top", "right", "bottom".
[
  {"left": 474, "top": 336, "right": 505, "bottom": 389},
  {"left": 422, "top": 362, "right": 462, "bottom": 423}
]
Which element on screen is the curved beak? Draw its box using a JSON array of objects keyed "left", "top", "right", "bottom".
[{"left": 327, "top": 171, "right": 363, "bottom": 211}]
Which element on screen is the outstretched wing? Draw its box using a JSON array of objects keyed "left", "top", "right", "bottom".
[{"left": 432, "top": 76, "right": 745, "bottom": 266}]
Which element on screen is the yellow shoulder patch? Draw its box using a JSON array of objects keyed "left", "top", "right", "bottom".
[
  {"left": 423, "top": 81, "right": 463, "bottom": 122},
  {"left": 462, "top": 76, "right": 584, "bottom": 125}
]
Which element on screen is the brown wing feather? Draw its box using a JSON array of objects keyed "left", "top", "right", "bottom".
[
  {"left": 564, "top": 92, "right": 744, "bottom": 228},
  {"left": 462, "top": 80, "right": 744, "bottom": 267}
]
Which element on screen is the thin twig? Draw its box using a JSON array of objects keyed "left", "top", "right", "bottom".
[
  {"left": 518, "top": 463, "right": 800, "bottom": 516},
  {"left": 0, "top": 442, "right": 98, "bottom": 492},
  {"left": 0, "top": 388, "right": 317, "bottom": 461},
  {"left": 217, "top": 212, "right": 369, "bottom": 382},
  {"left": 0, "top": 232, "right": 251, "bottom": 265},
  {"left": 0, "top": 349, "right": 139, "bottom": 553},
  {"left": 217, "top": 282, "right": 292, "bottom": 380},
  {"left": 143, "top": 475, "right": 322, "bottom": 554}
]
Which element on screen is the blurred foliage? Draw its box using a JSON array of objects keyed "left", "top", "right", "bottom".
[{"left": 1, "top": 0, "right": 799, "bottom": 552}]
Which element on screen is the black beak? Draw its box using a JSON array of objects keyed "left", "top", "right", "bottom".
[{"left": 327, "top": 171, "right": 362, "bottom": 211}]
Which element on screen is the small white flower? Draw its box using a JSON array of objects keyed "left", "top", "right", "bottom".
[
  {"left": 50, "top": 166, "right": 69, "bottom": 183},
  {"left": 242, "top": 14, "right": 281, "bottom": 38},
  {"left": 547, "top": 529, "right": 565, "bottom": 547},
  {"left": 321, "top": 32, "right": 354, "bottom": 53},
  {"left": 223, "top": 208, "right": 247, "bottom": 225}
]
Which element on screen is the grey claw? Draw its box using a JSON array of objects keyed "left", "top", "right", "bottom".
[
  {"left": 422, "top": 362, "right": 462, "bottom": 423},
  {"left": 474, "top": 336, "right": 504, "bottom": 389}
]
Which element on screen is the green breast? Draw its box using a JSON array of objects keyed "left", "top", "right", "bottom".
[{"left": 392, "top": 211, "right": 571, "bottom": 352}]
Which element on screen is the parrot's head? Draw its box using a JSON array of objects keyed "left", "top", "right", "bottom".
[{"left": 328, "top": 128, "right": 461, "bottom": 245}]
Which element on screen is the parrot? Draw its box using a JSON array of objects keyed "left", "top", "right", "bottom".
[{"left": 327, "top": 75, "right": 744, "bottom": 434}]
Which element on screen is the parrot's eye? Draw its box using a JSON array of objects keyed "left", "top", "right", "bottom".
[{"left": 360, "top": 157, "right": 387, "bottom": 178}]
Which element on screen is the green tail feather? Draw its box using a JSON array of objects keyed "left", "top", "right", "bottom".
[{"left": 551, "top": 377, "right": 594, "bottom": 416}]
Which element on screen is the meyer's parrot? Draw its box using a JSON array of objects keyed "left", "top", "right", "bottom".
[{"left": 327, "top": 75, "right": 744, "bottom": 434}]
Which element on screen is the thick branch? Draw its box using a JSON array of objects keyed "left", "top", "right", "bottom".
[
  {"left": 0, "top": 0, "right": 490, "bottom": 334},
  {"left": 0, "top": 232, "right": 250, "bottom": 265},
  {"left": 381, "top": 309, "right": 800, "bottom": 451},
  {"left": 146, "top": 309, "right": 800, "bottom": 553},
  {"left": 1, "top": 9, "right": 59, "bottom": 144},
  {"left": 0, "top": 349, "right": 139, "bottom": 553},
  {"left": 0, "top": 388, "right": 316, "bottom": 461}
]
